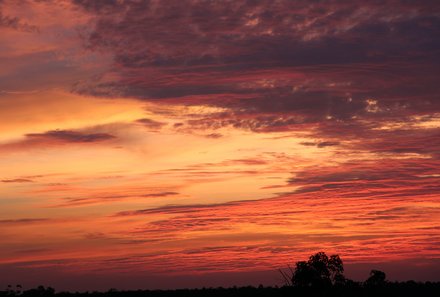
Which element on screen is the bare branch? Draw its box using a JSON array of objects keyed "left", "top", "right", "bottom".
[{"left": 278, "top": 267, "right": 293, "bottom": 286}]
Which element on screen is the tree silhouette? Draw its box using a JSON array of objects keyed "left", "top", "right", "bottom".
[
  {"left": 365, "top": 269, "right": 387, "bottom": 287},
  {"left": 5, "top": 285, "right": 22, "bottom": 296},
  {"left": 21, "top": 286, "right": 54, "bottom": 297},
  {"left": 290, "top": 252, "right": 345, "bottom": 288}
]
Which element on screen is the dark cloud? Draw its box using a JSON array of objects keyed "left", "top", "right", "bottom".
[
  {"left": 227, "top": 158, "right": 267, "bottom": 165},
  {"left": 0, "top": 10, "right": 38, "bottom": 32},
  {"left": 68, "top": 0, "right": 440, "bottom": 155},
  {"left": 26, "top": 130, "right": 115, "bottom": 143},
  {"left": 54, "top": 191, "right": 179, "bottom": 207},
  {"left": 357, "top": 129, "right": 440, "bottom": 157},
  {"left": 205, "top": 133, "right": 223, "bottom": 139},
  {"left": 135, "top": 118, "right": 166, "bottom": 131},
  {"left": 115, "top": 203, "right": 227, "bottom": 217},
  {"left": 0, "top": 218, "right": 49, "bottom": 225},
  {"left": 143, "top": 191, "right": 179, "bottom": 197},
  {"left": 300, "top": 141, "right": 340, "bottom": 148},
  {"left": 285, "top": 158, "right": 440, "bottom": 202},
  {"left": 289, "top": 159, "right": 440, "bottom": 184},
  {"left": 307, "top": 121, "right": 440, "bottom": 158},
  {"left": 72, "top": 0, "right": 126, "bottom": 14},
  {"left": 0, "top": 129, "right": 116, "bottom": 152}
]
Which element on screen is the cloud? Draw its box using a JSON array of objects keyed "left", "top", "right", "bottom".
[
  {"left": 64, "top": 0, "right": 440, "bottom": 151},
  {"left": 108, "top": 176, "right": 440, "bottom": 271},
  {"left": 0, "top": 11, "right": 38, "bottom": 32},
  {"left": 53, "top": 190, "right": 180, "bottom": 207},
  {"left": 0, "top": 129, "right": 116, "bottom": 152},
  {"left": 71, "top": 2, "right": 440, "bottom": 94},
  {"left": 300, "top": 141, "right": 340, "bottom": 148},
  {"left": 1, "top": 178, "right": 33, "bottom": 183},
  {"left": 0, "top": 218, "right": 49, "bottom": 225},
  {"left": 205, "top": 133, "right": 223, "bottom": 139},
  {"left": 135, "top": 118, "right": 166, "bottom": 131},
  {"left": 26, "top": 130, "right": 115, "bottom": 143}
]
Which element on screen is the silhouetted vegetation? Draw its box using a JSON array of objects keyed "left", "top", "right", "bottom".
[
  {"left": 279, "top": 252, "right": 345, "bottom": 288},
  {"left": 1, "top": 252, "right": 439, "bottom": 297}
]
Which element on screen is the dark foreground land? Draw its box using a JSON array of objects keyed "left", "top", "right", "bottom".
[
  {"left": 3, "top": 253, "right": 439, "bottom": 296},
  {"left": 2, "top": 282, "right": 440, "bottom": 297}
]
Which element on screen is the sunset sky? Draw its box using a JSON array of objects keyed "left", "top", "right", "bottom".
[{"left": 1, "top": 0, "right": 440, "bottom": 291}]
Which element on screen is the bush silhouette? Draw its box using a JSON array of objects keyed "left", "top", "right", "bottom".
[{"left": 365, "top": 269, "right": 387, "bottom": 287}]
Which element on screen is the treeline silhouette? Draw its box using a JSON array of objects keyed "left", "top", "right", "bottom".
[{"left": 2, "top": 252, "right": 439, "bottom": 297}]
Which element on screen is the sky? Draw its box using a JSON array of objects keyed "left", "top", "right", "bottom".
[{"left": 0, "top": 0, "right": 440, "bottom": 291}]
